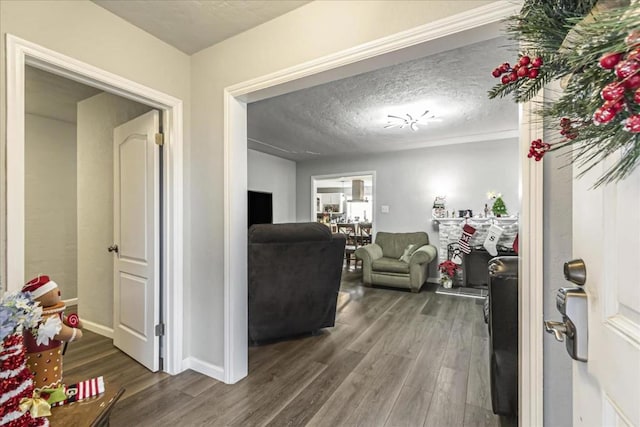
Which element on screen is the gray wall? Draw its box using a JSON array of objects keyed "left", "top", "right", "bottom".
[
  {"left": 77, "top": 92, "right": 152, "bottom": 331},
  {"left": 248, "top": 149, "right": 296, "bottom": 223},
  {"left": 25, "top": 114, "right": 78, "bottom": 299},
  {"left": 543, "top": 132, "right": 573, "bottom": 427},
  {"left": 297, "top": 138, "right": 519, "bottom": 239}
]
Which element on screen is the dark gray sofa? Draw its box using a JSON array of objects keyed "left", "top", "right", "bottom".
[{"left": 248, "top": 222, "right": 346, "bottom": 343}]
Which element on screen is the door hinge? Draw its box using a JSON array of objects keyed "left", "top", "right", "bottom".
[
  {"left": 155, "top": 132, "right": 164, "bottom": 146},
  {"left": 155, "top": 323, "right": 165, "bottom": 336}
]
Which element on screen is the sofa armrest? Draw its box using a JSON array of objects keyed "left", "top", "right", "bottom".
[
  {"left": 355, "top": 244, "right": 382, "bottom": 286},
  {"left": 409, "top": 244, "right": 437, "bottom": 265},
  {"left": 355, "top": 243, "right": 383, "bottom": 262}
]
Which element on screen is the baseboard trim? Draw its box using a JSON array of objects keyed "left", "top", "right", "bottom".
[
  {"left": 82, "top": 320, "right": 114, "bottom": 339},
  {"left": 63, "top": 297, "right": 78, "bottom": 306},
  {"left": 183, "top": 357, "right": 225, "bottom": 382}
]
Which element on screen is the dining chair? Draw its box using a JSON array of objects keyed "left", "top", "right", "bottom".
[
  {"left": 336, "top": 223, "right": 358, "bottom": 268},
  {"left": 359, "top": 222, "right": 372, "bottom": 245}
]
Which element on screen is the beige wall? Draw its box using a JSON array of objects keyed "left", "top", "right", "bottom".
[
  {"left": 77, "top": 92, "right": 152, "bottom": 330},
  {"left": 190, "top": 0, "right": 493, "bottom": 367},
  {"left": 24, "top": 114, "right": 78, "bottom": 299}
]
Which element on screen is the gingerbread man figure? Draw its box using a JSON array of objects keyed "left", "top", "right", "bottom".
[{"left": 22, "top": 275, "right": 83, "bottom": 390}]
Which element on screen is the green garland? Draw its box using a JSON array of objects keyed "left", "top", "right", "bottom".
[{"left": 489, "top": 0, "right": 640, "bottom": 187}]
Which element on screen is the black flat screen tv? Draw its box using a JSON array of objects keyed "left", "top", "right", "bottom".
[{"left": 248, "top": 191, "right": 273, "bottom": 227}]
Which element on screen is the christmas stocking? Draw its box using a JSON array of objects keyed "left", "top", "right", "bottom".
[
  {"left": 483, "top": 224, "right": 504, "bottom": 256},
  {"left": 50, "top": 377, "right": 105, "bottom": 407},
  {"left": 458, "top": 224, "right": 476, "bottom": 254}
]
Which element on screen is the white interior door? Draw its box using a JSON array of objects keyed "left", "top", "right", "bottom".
[
  {"left": 112, "top": 110, "right": 160, "bottom": 372},
  {"left": 572, "top": 153, "right": 640, "bottom": 426}
]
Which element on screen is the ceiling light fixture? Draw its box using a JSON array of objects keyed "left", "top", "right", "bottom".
[{"left": 384, "top": 110, "right": 441, "bottom": 131}]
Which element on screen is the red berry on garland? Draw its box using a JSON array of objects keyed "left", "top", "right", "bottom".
[
  {"left": 528, "top": 68, "right": 539, "bottom": 79},
  {"left": 593, "top": 106, "right": 617, "bottom": 125},
  {"left": 519, "top": 55, "right": 531, "bottom": 66},
  {"left": 603, "top": 99, "right": 625, "bottom": 114},
  {"left": 627, "top": 48, "right": 640, "bottom": 62},
  {"left": 635, "top": 88, "right": 640, "bottom": 104},
  {"left": 624, "top": 114, "right": 640, "bottom": 132},
  {"left": 615, "top": 59, "right": 640, "bottom": 79},
  {"left": 517, "top": 66, "right": 529, "bottom": 77},
  {"left": 500, "top": 63, "right": 510, "bottom": 73},
  {"left": 624, "top": 73, "right": 640, "bottom": 90},
  {"left": 601, "top": 82, "right": 625, "bottom": 101},
  {"left": 527, "top": 138, "right": 550, "bottom": 161},
  {"left": 492, "top": 68, "right": 502, "bottom": 78},
  {"left": 626, "top": 30, "right": 640, "bottom": 48},
  {"left": 501, "top": 75, "right": 510, "bottom": 84},
  {"left": 532, "top": 56, "right": 543, "bottom": 68},
  {"left": 599, "top": 52, "right": 624, "bottom": 70},
  {"left": 509, "top": 71, "right": 518, "bottom": 82}
]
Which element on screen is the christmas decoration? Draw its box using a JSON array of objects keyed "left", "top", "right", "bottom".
[
  {"left": 22, "top": 276, "right": 83, "bottom": 391},
  {"left": 438, "top": 260, "right": 460, "bottom": 288},
  {"left": 492, "top": 197, "right": 508, "bottom": 217},
  {"left": 1, "top": 292, "right": 52, "bottom": 427},
  {"left": 483, "top": 224, "right": 505, "bottom": 256},
  {"left": 49, "top": 377, "right": 105, "bottom": 407},
  {"left": 528, "top": 138, "right": 551, "bottom": 161},
  {"left": 457, "top": 224, "right": 477, "bottom": 254},
  {"left": 488, "top": 0, "right": 640, "bottom": 187}
]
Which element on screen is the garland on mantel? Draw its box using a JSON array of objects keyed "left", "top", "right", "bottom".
[{"left": 488, "top": 0, "right": 640, "bottom": 187}]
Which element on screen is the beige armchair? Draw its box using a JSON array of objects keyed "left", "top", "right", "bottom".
[{"left": 355, "top": 231, "right": 437, "bottom": 292}]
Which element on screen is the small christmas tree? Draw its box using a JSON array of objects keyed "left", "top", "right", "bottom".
[{"left": 492, "top": 196, "right": 507, "bottom": 217}]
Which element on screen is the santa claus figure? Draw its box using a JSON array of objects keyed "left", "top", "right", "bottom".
[{"left": 22, "top": 276, "right": 83, "bottom": 390}]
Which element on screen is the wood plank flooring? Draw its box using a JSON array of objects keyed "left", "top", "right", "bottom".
[{"left": 63, "top": 270, "right": 517, "bottom": 426}]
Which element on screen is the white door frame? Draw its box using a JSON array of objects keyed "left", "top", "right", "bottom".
[
  {"left": 5, "top": 34, "right": 184, "bottom": 375},
  {"left": 224, "top": 2, "right": 543, "bottom": 425}
]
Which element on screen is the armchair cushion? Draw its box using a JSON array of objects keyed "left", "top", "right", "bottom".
[{"left": 372, "top": 257, "right": 410, "bottom": 274}]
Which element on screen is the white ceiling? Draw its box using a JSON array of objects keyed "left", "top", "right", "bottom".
[
  {"left": 25, "top": 66, "right": 102, "bottom": 123},
  {"left": 247, "top": 36, "right": 519, "bottom": 162},
  {"left": 92, "top": 0, "right": 311, "bottom": 54}
]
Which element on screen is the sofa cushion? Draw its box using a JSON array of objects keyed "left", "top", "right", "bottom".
[
  {"left": 375, "top": 232, "right": 429, "bottom": 259},
  {"left": 372, "top": 257, "right": 410, "bottom": 274}
]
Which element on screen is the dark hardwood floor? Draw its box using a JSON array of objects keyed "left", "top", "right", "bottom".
[{"left": 63, "top": 269, "right": 516, "bottom": 426}]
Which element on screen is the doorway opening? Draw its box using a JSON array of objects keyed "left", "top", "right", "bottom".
[
  {"left": 6, "top": 34, "right": 185, "bottom": 375},
  {"left": 312, "top": 172, "right": 375, "bottom": 231},
  {"left": 225, "top": 4, "right": 543, "bottom": 425}
]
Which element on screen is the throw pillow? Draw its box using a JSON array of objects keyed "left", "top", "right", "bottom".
[{"left": 399, "top": 244, "right": 417, "bottom": 263}]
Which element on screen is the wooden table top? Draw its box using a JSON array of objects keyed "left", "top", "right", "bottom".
[{"left": 47, "top": 378, "right": 125, "bottom": 427}]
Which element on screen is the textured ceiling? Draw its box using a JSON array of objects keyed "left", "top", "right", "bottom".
[
  {"left": 247, "top": 36, "right": 519, "bottom": 162},
  {"left": 92, "top": 0, "right": 311, "bottom": 54},
  {"left": 25, "top": 67, "right": 102, "bottom": 123}
]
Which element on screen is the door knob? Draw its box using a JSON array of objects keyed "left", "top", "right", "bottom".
[
  {"left": 107, "top": 244, "right": 119, "bottom": 253},
  {"left": 564, "top": 259, "right": 586, "bottom": 286}
]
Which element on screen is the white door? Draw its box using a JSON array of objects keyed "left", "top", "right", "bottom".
[
  {"left": 572, "top": 153, "right": 640, "bottom": 426},
  {"left": 112, "top": 110, "right": 160, "bottom": 372}
]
